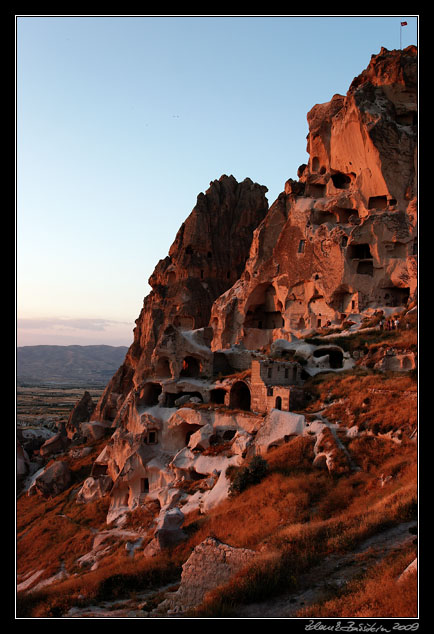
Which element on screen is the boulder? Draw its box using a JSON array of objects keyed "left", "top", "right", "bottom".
[
  {"left": 187, "top": 424, "right": 214, "bottom": 451},
  {"left": 397, "top": 557, "right": 417, "bottom": 583},
  {"left": 39, "top": 432, "right": 70, "bottom": 457},
  {"left": 254, "top": 410, "right": 306, "bottom": 455},
  {"left": 76, "top": 476, "right": 113, "bottom": 503},
  {"left": 155, "top": 537, "right": 256, "bottom": 614},
  {"left": 144, "top": 507, "right": 187, "bottom": 555},
  {"left": 17, "top": 441, "right": 30, "bottom": 477},
  {"left": 80, "top": 421, "right": 107, "bottom": 442},
  {"left": 31, "top": 461, "right": 72, "bottom": 498}
]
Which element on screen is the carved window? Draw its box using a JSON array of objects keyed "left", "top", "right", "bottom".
[
  {"left": 141, "top": 478, "right": 149, "bottom": 493},
  {"left": 146, "top": 430, "right": 158, "bottom": 444}
]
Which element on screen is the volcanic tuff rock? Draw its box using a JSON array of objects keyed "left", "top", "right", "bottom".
[
  {"left": 154, "top": 537, "right": 257, "bottom": 614},
  {"left": 92, "top": 175, "right": 268, "bottom": 426},
  {"left": 66, "top": 391, "right": 96, "bottom": 437},
  {"left": 84, "top": 46, "right": 417, "bottom": 527},
  {"left": 210, "top": 45, "right": 417, "bottom": 351}
]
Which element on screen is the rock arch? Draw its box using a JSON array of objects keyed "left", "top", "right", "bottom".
[
  {"left": 137, "top": 382, "right": 162, "bottom": 407},
  {"left": 313, "top": 346, "right": 344, "bottom": 369},
  {"left": 229, "top": 381, "right": 251, "bottom": 411},
  {"left": 155, "top": 357, "right": 172, "bottom": 378},
  {"left": 244, "top": 284, "right": 284, "bottom": 330}
]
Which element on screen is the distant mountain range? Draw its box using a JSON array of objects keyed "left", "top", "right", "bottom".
[{"left": 16, "top": 345, "right": 128, "bottom": 386}]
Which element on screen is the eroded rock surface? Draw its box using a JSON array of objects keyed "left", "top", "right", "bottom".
[
  {"left": 69, "top": 46, "right": 417, "bottom": 535},
  {"left": 154, "top": 537, "right": 256, "bottom": 614}
]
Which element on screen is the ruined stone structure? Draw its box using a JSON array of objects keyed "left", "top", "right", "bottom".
[{"left": 250, "top": 359, "right": 304, "bottom": 413}]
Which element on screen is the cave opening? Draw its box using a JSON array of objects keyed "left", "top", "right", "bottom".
[
  {"left": 180, "top": 356, "right": 202, "bottom": 378},
  {"left": 313, "top": 347, "right": 344, "bottom": 369},
  {"left": 368, "top": 196, "right": 388, "bottom": 210},
  {"left": 229, "top": 381, "right": 251, "bottom": 411},
  {"left": 348, "top": 243, "right": 373, "bottom": 260},
  {"left": 244, "top": 285, "right": 284, "bottom": 330},
  {"left": 357, "top": 261, "right": 374, "bottom": 276},
  {"left": 138, "top": 383, "right": 162, "bottom": 407},
  {"left": 155, "top": 357, "right": 171, "bottom": 378},
  {"left": 331, "top": 172, "right": 351, "bottom": 189},
  {"left": 164, "top": 391, "right": 203, "bottom": 407},
  {"left": 210, "top": 388, "right": 226, "bottom": 404}
]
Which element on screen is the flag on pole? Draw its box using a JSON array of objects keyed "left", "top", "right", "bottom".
[{"left": 401, "top": 21, "right": 407, "bottom": 26}]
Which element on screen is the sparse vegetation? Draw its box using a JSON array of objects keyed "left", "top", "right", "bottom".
[
  {"left": 227, "top": 455, "right": 268, "bottom": 496},
  {"left": 296, "top": 543, "right": 417, "bottom": 618},
  {"left": 16, "top": 310, "right": 418, "bottom": 619},
  {"left": 303, "top": 369, "right": 417, "bottom": 435}
]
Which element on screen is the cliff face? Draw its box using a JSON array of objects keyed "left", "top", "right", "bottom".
[
  {"left": 92, "top": 175, "right": 269, "bottom": 423},
  {"left": 94, "top": 45, "right": 417, "bottom": 424},
  {"left": 210, "top": 45, "right": 417, "bottom": 351}
]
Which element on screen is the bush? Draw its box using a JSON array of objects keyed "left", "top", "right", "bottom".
[{"left": 228, "top": 456, "right": 268, "bottom": 496}]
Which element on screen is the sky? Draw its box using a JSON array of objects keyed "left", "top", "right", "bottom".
[{"left": 16, "top": 14, "right": 419, "bottom": 347}]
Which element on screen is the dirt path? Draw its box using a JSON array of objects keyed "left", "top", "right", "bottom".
[{"left": 233, "top": 521, "right": 416, "bottom": 618}]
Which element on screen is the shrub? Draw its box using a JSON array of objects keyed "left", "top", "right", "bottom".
[{"left": 228, "top": 456, "right": 268, "bottom": 496}]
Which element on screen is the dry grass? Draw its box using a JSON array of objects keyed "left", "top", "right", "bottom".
[
  {"left": 16, "top": 322, "right": 418, "bottom": 619},
  {"left": 17, "top": 428, "right": 417, "bottom": 618},
  {"left": 305, "top": 370, "right": 417, "bottom": 435},
  {"left": 296, "top": 544, "right": 417, "bottom": 618},
  {"left": 16, "top": 550, "right": 182, "bottom": 618},
  {"left": 17, "top": 437, "right": 112, "bottom": 589},
  {"left": 122, "top": 500, "right": 161, "bottom": 532},
  {"left": 186, "top": 435, "right": 417, "bottom": 617},
  {"left": 17, "top": 488, "right": 110, "bottom": 581}
]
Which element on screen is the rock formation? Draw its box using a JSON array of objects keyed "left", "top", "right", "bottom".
[
  {"left": 210, "top": 45, "right": 417, "bottom": 351},
  {"left": 28, "top": 460, "right": 72, "bottom": 498},
  {"left": 77, "top": 46, "right": 417, "bottom": 528},
  {"left": 92, "top": 175, "right": 268, "bottom": 426},
  {"left": 154, "top": 537, "right": 256, "bottom": 614},
  {"left": 66, "top": 390, "right": 96, "bottom": 438}
]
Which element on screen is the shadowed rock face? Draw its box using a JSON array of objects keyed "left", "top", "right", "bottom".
[
  {"left": 92, "top": 175, "right": 268, "bottom": 424},
  {"left": 67, "top": 391, "right": 96, "bottom": 437}
]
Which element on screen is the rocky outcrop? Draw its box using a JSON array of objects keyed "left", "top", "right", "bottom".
[
  {"left": 78, "top": 46, "right": 417, "bottom": 528},
  {"left": 92, "top": 175, "right": 268, "bottom": 426},
  {"left": 28, "top": 460, "right": 72, "bottom": 498},
  {"left": 66, "top": 391, "right": 96, "bottom": 438},
  {"left": 210, "top": 46, "right": 417, "bottom": 352},
  {"left": 39, "top": 430, "right": 70, "bottom": 458},
  {"left": 155, "top": 537, "right": 256, "bottom": 614}
]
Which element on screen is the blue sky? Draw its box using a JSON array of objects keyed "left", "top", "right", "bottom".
[{"left": 16, "top": 15, "right": 418, "bottom": 346}]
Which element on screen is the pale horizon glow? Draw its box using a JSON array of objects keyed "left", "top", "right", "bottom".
[{"left": 16, "top": 14, "right": 418, "bottom": 346}]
